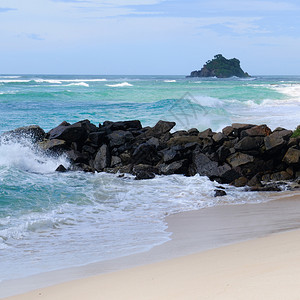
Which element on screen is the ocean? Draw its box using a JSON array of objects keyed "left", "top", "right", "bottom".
[{"left": 0, "top": 74, "right": 299, "bottom": 282}]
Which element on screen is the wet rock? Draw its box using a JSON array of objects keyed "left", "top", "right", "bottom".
[
  {"left": 222, "top": 125, "right": 234, "bottom": 137},
  {"left": 55, "top": 164, "right": 67, "bottom": 172},
  {"left": 264, "top": 130, "right": 293, "bottom": 152},
  {"left": 94, "top": 144, "right": 111, "bottom": 171},
  {"left": 216, "top": 145, "right": 231, "bottom": 162},
  {"left": 107, "top": 130, "right": 134, "bottom": 148},
  {"left": 161, "top": 148, "right": 181, "bottom": 163},
  {"left": 188, "top": 128, "right": 199, "bottom": 136},
  {"left": 134, "top": 170, "right": 156, "bottom": 180},
  {"left": 49, "top": 122, "right": 86, "bottom": 143},
  {"left": 214, "top": 189, "right": 227, "bottom": 197},
  {"left": 71, "top": 163, "right": 95, "bottom": 173},
  {"left": 231, "top": 123, "right": 255, "bottom": 137},
  {"left": 212, "top": 132, "right": 227, "bottom": 144},
  {"left": 216, "top": 163, "right": 241, "bottom": 183},
  {"left": 110, "top": 156, "right": 122, "bottom": 167},
  {"left": 198, "top": 128, "right": 214, "bottom": 138},
  {"left": 132, "top": 164, "right": 159, "bottom": 175},
  {"left": 88, "top": 131, "right": 106, "bottom": 146},
  {"left": 248, "top": 174, "right": 262, "bottom": 187},
  {"left": 167, "top": 136, "right": 201, "bottom": 147},
  {"left": 234, "top": 136, "right": 264, "bottom": 151},
  {"left": 193, "top": 152, "right": 219, "bottom": 178},
  {"left": 143, "top": 120, "right": 176, "bottom": 138},
  {"left": 283, "top": 148, "right": 300, "bottom": 165},
  {"left": 241, "top": 124, "right": 272, "bottom": 137},
  {"left": 270, "top": 171, "right": 292, "bottom": 181},
  {"left": 132, "top": 143, "right": 159, "bottom": 165},
  {"left": 82, "top": 145, "right": 97, "bottom": 155},
  {"left": 159, "top": 159, "right": 189, "bottom": 175},
  {"left": 250, "top": 183, "right": 281, "bottom": 192},
  {"left": 3, "top": 125, "right": 46, "bottom": 143},
  {"left": 146, "top": 137, "right": 160, "bottom": 148},
  {"left": 67, "top": 149, "right": 89, "bottom": 163},
  {"left": 226, "top": 152, "right": 255, "bottom": 168},
  {"left": 38, "top": 139, "right": 68, "bottom": 152},
  {"left": 233, "top": 176, "right": 248, "bottom": 187},
  {"left": 102, "top": 120, "right": 142, "bottom": 132}
]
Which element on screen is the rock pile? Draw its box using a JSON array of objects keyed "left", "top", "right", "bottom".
[{"left": 3, "top": 120, "right": 300, "bottom": 191}]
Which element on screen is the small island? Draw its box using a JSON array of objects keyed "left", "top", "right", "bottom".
[{"left": 187, "top": 54, "right": 250, "bottom": 78}]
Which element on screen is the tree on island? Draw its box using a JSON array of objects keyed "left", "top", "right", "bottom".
[{"left": 188, "top": 54, "right": 250, "bottom": 78}]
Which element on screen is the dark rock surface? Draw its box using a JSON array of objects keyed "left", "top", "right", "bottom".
[{"left": 3, "top": 119, "right": 300, "bottom": 192}]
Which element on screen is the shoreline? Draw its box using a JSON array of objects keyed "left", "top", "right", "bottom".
[{"left": 2, "top": 190, "right": 300, "bottom": 299}]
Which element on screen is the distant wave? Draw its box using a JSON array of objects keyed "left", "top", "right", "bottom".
[
  {"left": 106, "top": 82, "right": 133, "bottom": 87},
  {"left": 66, "top": 82, "right": 89, "bottom": 87},
  {"left": 0, "top": 78, "right": 107, "bottom": 84},
  {"left": 164, "top": 80, "right": 176, "bottom": 83},
  {"left": 34, "top": 79, "right": 63, "bottom": 84},
  {"left": 59, "top": 79, "right": 107, "bottom": 82},
  {"left": 0, "top": 76, "right": 21, "bottom": 79},
  {"left": 0, "top": 79, "right": 32, "bottom": 83}
]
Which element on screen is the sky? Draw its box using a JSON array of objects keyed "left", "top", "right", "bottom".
[{"left": 0, "top": 0, "right": 300, "bottom": 75}]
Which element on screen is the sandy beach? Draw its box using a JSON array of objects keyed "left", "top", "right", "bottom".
[{"left": 2, "top": 191, "right": 300, "bottom": 299}]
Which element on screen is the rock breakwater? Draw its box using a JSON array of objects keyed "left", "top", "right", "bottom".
[{"left": 3, "top": 120, "right": 300, "bottom": 191}]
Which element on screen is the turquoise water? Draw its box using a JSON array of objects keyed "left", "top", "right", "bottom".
[{"left": 0, "top": 75, "right": 299, "bottom": 281}]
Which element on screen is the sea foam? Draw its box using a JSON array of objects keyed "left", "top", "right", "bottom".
[{"left": 106, "top": 82, "right": 133, "bottom": 87}]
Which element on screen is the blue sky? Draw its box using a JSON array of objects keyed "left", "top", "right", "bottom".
[{"left": 1, "top": 0, "right": 300, "bottom": 75}]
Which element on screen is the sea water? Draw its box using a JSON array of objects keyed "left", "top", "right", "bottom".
[{"left": 0, "top": 75, "right": 299, "bottom": 281}]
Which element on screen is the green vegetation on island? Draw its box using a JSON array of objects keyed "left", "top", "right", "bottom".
[{"left": 188, "top": 54, "right": 250, "bottom": 78}]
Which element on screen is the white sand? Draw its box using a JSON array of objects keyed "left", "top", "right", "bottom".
[{"left": 5, "top": 229, "right": 300, "bottom": 300}]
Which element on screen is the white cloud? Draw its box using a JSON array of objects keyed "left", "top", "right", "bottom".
[{"left": 207, "top": 0, "right": 299, "bottom": 12}]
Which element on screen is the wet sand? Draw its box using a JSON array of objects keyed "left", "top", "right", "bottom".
[{"left": 2, "top": 191, "right": 300, "bottom": 299}]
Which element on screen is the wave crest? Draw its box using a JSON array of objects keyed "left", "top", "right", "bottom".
[{"left": 106, "top": 82, "right": 133, "bottom": 87}]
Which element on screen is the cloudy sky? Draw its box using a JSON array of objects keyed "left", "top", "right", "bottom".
[{"left": 1, "top": 0, "right": 299, "bottom": 75}]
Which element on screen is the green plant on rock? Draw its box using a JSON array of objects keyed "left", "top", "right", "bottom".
[{"left": 291, "top": 126, "right": 300, "bottom": 138}]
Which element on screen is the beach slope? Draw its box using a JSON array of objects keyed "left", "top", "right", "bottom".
[{"left": 5, "top": 209, "right": 300, "bottom": 299}]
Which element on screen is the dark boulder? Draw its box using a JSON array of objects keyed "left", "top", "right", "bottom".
[
  {"left": 88, "top": 131, "right": 106, "bottom": 146},
  {"left": 159, "top": 159, "right": 189, "bottom": 175},
  {"left": 193, "top": 152, "right": 219, "bottom": 178},
  {"left": 107, "top": 130, "right": 134, "bottom": 148},
  {"left": 167, "top": 136, "right": 201, "bottom": 148},
  {"left": 67, "top": 149, "right": 89, "bottom": 164},
  {"left": 56, "top": 164, "right": 67, "bottom": 172},
  {"left": 132, "top": 164, "right": 159, "bottom": 175},
  {"left": 214, "top": 189, "right": 227, "bottom": 197},
  {"left": 212, "top": 132, "right": 227, "bottom": 144},
  {"left": 102, "top": 120, "right": 142, "bottom": 133},
  {"left": 133, "top": 164, "right": 157, "bottom": 180},
  {"left": 144, "top": 120, "right": 176, "bottom": 138},
  {"left": 38, "top": 139, "right": 68, "bottom": 153},
  {"left": 3, "top": 125, "right": 45, "bottom": 143},
  {"left": 110, "top": 156, "right": 122, "bottom": 167},
  {"left": 264, "top": 130, "right": 293, "bottom": 152},
  {"left": 198, "top": 128, "right": 214, "bottom": 139},
  {"left": 48, "top": 122, "right": 87, "bottom": 143},
  {"left": 134, "top": 171, "right": 155, "bottom": 180},
  {"left": 234, "top": 136, "right": 264, "bottom": 152},
  {"left": 233, "top": 176, "right": 248, "bottom": 187},
  {"left": 94, "top": 144, "right": 111, "bottom": 171},
  {"left": 241, "top": 124, "right": 272, "bottom": 137},
  {"left": 132, "top": 143, "right": 160, "bottom": 165},
  {"left": 226, "top": 152, "right": 255, "bottom": 168},
  {"left": 283, "top": 148, "right": 300, "bottom": 165}
]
